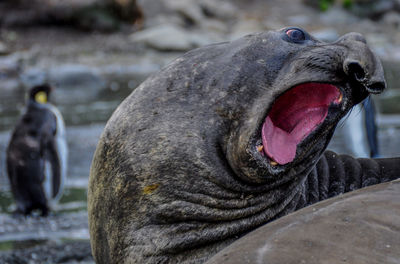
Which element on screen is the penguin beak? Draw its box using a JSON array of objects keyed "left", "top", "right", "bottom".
[{"left": 35, "top": 91, "right": 48, "bottom": 104}]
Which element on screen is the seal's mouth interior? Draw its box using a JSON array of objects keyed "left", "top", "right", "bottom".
[{"left": 261, "top": 83, "right": 342, "bottom": 165}]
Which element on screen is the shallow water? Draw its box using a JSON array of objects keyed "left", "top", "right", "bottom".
[
  {"left": 0, "top": 187, "right": 87, "bottom": 215},
  {"left": 0, "top": 186, "right": 91, "bottom": 261},
  {"left": 0, "top": 239, "right": 48, "bottom": 251}
]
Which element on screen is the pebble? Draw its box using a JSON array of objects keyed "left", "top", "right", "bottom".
[
  {"left": 310, "top": 28, "right": 339, "bottom": 42},
  {"left": 0, "top": 42, "right": 10, "bottom": 55},
  {"left": 130, "top": 23, "right": 214, "bottom": 51}
]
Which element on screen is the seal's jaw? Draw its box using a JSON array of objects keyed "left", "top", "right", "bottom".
[{"left": 260, "top": 83, "right": 342, "bottom": 165}]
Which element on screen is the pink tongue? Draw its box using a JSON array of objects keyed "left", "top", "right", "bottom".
[
  {"left": 260, "top": 83, "right": 340, "bottom": 165},
  {"left": 262, "top": 117, "right": 297, "bottom": 165},
  {"left": 262, "top": 108, "right": 328, "bottom": 165}
]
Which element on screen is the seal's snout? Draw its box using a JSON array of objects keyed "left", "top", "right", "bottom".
[
  {"left": 338, "top": 32, "right": 386, "bottom": 95},
  {"left": 343, "top": 58, "right": 386, "bottom": 94}
]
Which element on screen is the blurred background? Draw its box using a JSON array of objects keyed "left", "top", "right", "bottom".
[{"left": 0, "top": 0, "right": 400, "bottom": 263}]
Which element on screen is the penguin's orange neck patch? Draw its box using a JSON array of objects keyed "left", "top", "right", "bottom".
[{"left": 35, "top": 91, "right": 47, "bottom": 104}]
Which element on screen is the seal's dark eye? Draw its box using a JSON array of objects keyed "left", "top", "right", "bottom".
[{"left": 285, "top": 29, "right": 306, "bottom": 42}]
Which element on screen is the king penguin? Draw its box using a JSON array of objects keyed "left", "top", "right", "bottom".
[
  {"left": 6, "top": 84, "right": 68, "bottom": 216},
  {"left": 339, "top": 98, "right": 379, "bottom": 158}
]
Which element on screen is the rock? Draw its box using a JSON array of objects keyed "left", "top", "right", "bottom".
[
  {"left": 287, "top": 15, "right": 312, "bottom": 26},
  {"left": 319, "top": 7, "right": 359, "bottom": 26},
  {"left": 382, "top": 59, "right": 400, "bottom": 89},
  {"left": 199, "top": 0, "right": 237, "bottom": 21},
  {"left": 262, "top": 19, "right": 285, "bottom": 32},
  {"left": 0, "top": 240, "right": 93, "bottom": 264},
  {"left": 304, "top": 0, "right": 397, "bottom": 19},
  {"left": 47, "top": 64, "right": 105, "bottom": 104},
  {"left": 365, "top": 33, "right": 394, "bottom": 59},
  {"left": 348, "top": 0, "right": 395, "bottom": 19},
  {"left": 381, "top": 11, "right": 400, "bottom": 29},
  {"left": 0, "top": 54, "right": 23, "bottom": 111},
  {"left": 0, "top": 54, "right": 21, "bottom": 77},
  {"left": 206, "top": 180, "right": 400, "bottom": 264},
  {"left": 201, "top": 19, "right": 229, "bottom": 34},
  {"left": 101, "top": 63, "right": 160, "bottom": 82},
  {"left": 130, "top": 24, "right": 213, "bottom": 51},
  {"left": 146, "top": 13, "right": 186, "bottom": 28},
  {"left": 73, "top": 8, "right": 122, "bottom": 32},
  {"left": 229, "top": 19, "right": 265, "bottom": 40},
  {"left": 0, "top": 0, "right": 143, "bottom": 31},
  {"left": 162, "top": 0, "right": 204, "bottom": 26},
  {"left": 0, "top": 79, "right": 20, "bottom": 94},
  {"left": 310, "top": 28, "right": 339, "bottom": 42},
  {"left": 377, "top": 58, "right": 400, "bottom": 114},
  {"left": 161, "top": 0, "right": 236, "bottom": 27},
  {"left": 0, "top": 42, "right": 10, "bottom": 55},
  {"left": 107, "top": 0, "right": 143, "bottom": 24},
  {"left": 20, "top": 68, "right": 47, "bottom": 88},
  {"left": 378, "top": 89, "right": 400, "bottom": 114},
  {"left": 145, "top": 0, "right": 235, "bottom": 32}
]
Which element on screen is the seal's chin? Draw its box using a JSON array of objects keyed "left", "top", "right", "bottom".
[{"left": 261, "top": 83, "right": 342, "bottom": 165}]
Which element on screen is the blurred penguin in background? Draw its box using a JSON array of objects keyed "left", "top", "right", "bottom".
[
  {"left": 6, "top": 84, "right": 67, "bottom": 216},
  {"left": 341, "top": 98, "right": 379, "bottom": 158}
]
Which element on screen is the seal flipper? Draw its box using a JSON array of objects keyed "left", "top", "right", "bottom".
[
  {"left": 45, "top": 103, "right": 67, "bottom": 202},
  {"left": 46, "top": 138, "right": 61, "bottom": 198},
  {"left": 42, "top": 114, "right": 65, "bottom": 202},
  {"left": 304, "top": 151, "right": 400, "bottom": 206}
]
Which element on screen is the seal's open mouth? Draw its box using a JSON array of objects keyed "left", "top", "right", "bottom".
[{"left": 261, "top": 83, "right": 342, "bottom": 165}]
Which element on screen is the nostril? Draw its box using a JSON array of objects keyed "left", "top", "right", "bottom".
[
  {"left": 367, "top": 81, "right": 386, "bottom": 94},
  {"left": 345, "top": 61, "right": 366, "bottom": 81}
]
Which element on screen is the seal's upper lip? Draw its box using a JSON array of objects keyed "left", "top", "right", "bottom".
[{"left": 259, "top": 83, "right": 342, "bottom": 165}]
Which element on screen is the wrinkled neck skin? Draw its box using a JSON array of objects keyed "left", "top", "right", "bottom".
[{"left": 90, "top": 29, "right": 386, "bottom": 264}]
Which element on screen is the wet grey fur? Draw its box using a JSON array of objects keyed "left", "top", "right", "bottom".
[{"left": 88, "top": 28, "right": 400, "bottom": 263}]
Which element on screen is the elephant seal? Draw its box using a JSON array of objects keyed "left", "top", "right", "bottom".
[
  {"left": 7, "top": 84, "right": 67, "bottom": 216},
  {"left": 88, "top": 27, "right": 400, "bottom": 263},
  {"left": 206, "top": 179, "right": 400, "bottom": 264}
]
